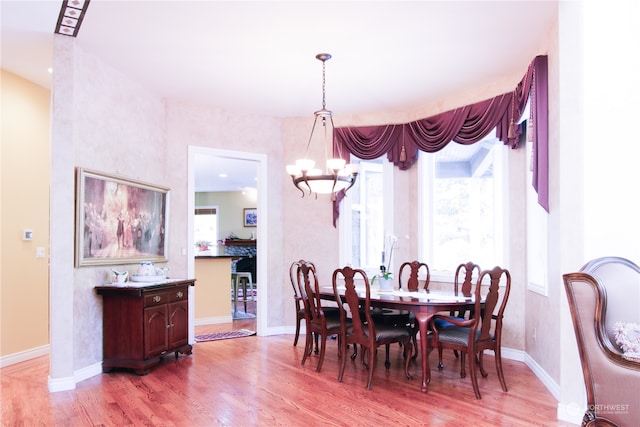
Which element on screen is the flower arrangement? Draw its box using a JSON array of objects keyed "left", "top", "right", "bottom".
[
  {"left": 372, "top": 234, "right": 397, "bottom": 285},
  {"left": 195, "top": 240, "right": 212, "bottom": 251},
  {"left": 217, "top": 232, "right": 240, "bottom": 246}
]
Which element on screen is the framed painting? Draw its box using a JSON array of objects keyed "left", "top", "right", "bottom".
[
  {"left": 75, "top": 168, "right": 170, "bottom": 267},
  {"left": 243, "top": 208, "right": 257, "bottom": 227}
]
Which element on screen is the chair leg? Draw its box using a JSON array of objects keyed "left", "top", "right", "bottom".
[
  {"left": 479, "top": 350, "right": 488, "bottom": 378},
  {"left": 437, "top": 344, "right": 444, "bottom": 370},
  {"left": 350, "top": 344, "right": 358, "bottom": 361},
  {"left": 301, "top": 330, "right": 313, "bottom": 366},
  {"left": 243, "top": 278, "right": 249, "bottom": 313},
  {"left": 459, "top": 352, "right": 467, "bottom": 378},
  {"left": 385, "top": 344, "right": 391, "bottom": 368},
  {"left": 293, "top": 317, "right": 301, "bottom": 346},
  {"left": 469, "top": 350, "right": 481, "bottom": 399},
  {"left": 494, "top": 348, "right": 508, "bottom": 392},
  {"left": 314, "top": 332, "right": 319, "bottom": 354},
  {"left": 404, "top": 340, "right": 413, "bottom": 380},
  {"left": 365, "top": 346, "right": 376, "bottom": 390},
  {"left": 338, "top": 340, "right": 347, "bottom": 383},
  {"left": 317, "top": 334, "right": 327, "bottom": 373}
]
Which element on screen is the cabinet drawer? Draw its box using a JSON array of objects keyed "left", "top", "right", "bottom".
[
  {"left": 144, "top": 291, "right": 167, "bottom": 307},
  {"left": 169, "top": 287, "right": 188, "bottom": 302}
]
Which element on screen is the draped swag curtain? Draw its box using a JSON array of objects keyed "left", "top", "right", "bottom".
[{"left": 332, "top": 55, "right": 548, "bottom": 226}]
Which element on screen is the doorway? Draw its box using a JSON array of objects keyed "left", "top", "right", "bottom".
[{"left": 188, "top": 146, "right": 267, "bottom": 337}]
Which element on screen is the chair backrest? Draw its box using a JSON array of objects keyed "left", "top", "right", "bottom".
[
  {"left": 332, "top": 266, "right": 375, "bottom": 347},
  {"left": 289, "top": 259, "right": 306, "bottom": 311},
  {"left": 472, "top": 266, "right": 511, "bottom": 345},
  {"left": 580, "top": 256, "right": 640, "bottom": 347},
  {"left": 455, "top": 261, "right": 481, "bottom": 297},
  {"left": 563, "top": 257, "right": 640, "bottom": 426},
  {"left": 297, "top": 261, "right": 327, "bottom": 328},
  {"left": 450, "top": 262, "right": 481, "bottom": 319},
  {"left": 398, "top": 261, "right": 430, "bottom": 292}
]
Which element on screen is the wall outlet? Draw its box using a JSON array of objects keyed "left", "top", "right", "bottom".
[{"left": 36, "top": 247, "right": 45, "bottom": 258}]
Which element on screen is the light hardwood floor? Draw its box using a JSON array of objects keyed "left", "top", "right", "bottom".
[{"left": 1, "top": 317, "right": 577, "bottom": 426}]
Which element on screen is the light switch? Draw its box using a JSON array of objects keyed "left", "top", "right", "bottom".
[{"left": 36, "top": 247, "right": 45, "bottom": 258}]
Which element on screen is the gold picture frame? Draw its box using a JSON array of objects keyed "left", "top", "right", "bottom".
[{"left": 75, "top": 168, "right": 169, "bottom": 267}]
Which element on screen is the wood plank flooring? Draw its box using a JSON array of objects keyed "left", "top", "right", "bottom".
[{"left": 1, "top": 318, "right": 577, "bottom": 426}]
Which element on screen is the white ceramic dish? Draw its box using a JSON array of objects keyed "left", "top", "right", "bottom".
[{"left": 130, "top": 274, "right": 166, "bottom": 282}]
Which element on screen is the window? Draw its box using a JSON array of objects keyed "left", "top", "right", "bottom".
[
  {"left": 526, "top": 138, "right": 548, "bottom": 295},
  {"left": 194, "top": 207, "right": 217, "bottom": 253},
  {"left": 419, "top": 135, "right": 507, "bottom": 281},
  {"left": 339, "top": 157, "right": 393, "bottom": 275}
]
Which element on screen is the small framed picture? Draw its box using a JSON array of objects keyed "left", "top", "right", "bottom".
[{"left": 243, "top": 208, "right": 257, "bottom": 227}]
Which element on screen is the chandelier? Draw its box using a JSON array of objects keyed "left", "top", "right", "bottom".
[{"left": 286, "top": 53, "right": 359, "bottom": 198}]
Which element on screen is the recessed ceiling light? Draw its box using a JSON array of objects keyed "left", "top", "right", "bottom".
[{"left": 219, "top": 173, "right": 228, "bottom": 178}]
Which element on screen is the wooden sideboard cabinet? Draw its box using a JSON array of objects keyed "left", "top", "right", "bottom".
[{"left": 95, "top": 279, "right": 195, "bottom": 375}]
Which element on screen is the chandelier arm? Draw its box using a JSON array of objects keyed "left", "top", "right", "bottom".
[{"left": 292, "top": 177, "right": 305, "bottom": 198}]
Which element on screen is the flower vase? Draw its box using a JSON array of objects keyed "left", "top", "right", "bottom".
[{"left": 379, "top": 277, "right": 393, "bottom": 291}]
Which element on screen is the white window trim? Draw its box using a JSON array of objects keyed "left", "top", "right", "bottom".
[
  {"left": 418, "top": 143, "right": 509, "bottom": 284},
  {"left": 339, "top": 158, "right": 394, "bottom": 277},
  {"left": 525, "top": 139, "right": 548, "bottom": 296}
]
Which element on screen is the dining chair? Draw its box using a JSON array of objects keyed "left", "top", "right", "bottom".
[
  {"left": 434, "top": 261, "right": 481, "bottom": 329},
  {"left": 290, "top": 260, "right": 341, "bottom": 350},
  {"left": 296, "top": 261, "right": 343, "bottom": 373},
  {"left": 332, "top": 266, "right": 413, "bottom": 390},
  {"left": 430, "top": 266, "right": 511, "bottom": 399},
  {"left": 289, "top": 260, "right": 306, "bottom": 347},
  {"left": 378, "top": 260, "right": 431, "bottom": 360}
]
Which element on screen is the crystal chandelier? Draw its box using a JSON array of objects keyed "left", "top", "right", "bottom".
[{"left": 286, "top": 53, "right": 359, "bottom": 198}]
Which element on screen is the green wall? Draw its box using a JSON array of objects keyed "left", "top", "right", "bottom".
[{"left": 195, "top": 191, "right": 257, "bottom": 242}]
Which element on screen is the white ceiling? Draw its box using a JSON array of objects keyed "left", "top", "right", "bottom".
[{"left": 1, "top": 0, "right": 557, "bottom": 191}]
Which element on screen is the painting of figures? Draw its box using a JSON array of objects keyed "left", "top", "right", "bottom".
[{"left": 75, "top": 168, "right": 169, "bottom": 267}]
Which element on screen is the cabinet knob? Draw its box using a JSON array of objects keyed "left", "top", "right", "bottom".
[
  {"left": 153, "top": 295, "right": 162, "bottom": 303},
  {"left": 176, "top": 291, "right": 183, "bottom": 298}
]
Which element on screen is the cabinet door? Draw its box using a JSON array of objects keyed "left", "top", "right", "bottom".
[
  {"left": 168, "top": 301, "right": 189, "bottom": 349},
  {"left": 144, "top": 305, "right": 168, "bottom": 359}
]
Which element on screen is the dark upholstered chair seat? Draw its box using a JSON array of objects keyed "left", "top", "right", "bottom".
[{"left": 436, "top": 327, "right": 491, "bottom": 347}]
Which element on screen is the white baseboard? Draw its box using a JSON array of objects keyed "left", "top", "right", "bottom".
[
  {"left": 48, "top": 361, "right": 103, "bottom": 392},
  {"left": 524, "top": 352, "right": 560, "bottom": 400},
  {"left": 0, "top": 344, "right": 49, "bottom": 368}
]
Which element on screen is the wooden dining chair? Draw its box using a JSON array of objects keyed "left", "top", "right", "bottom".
[
  {"left": 289, "top": 260, "right": 307, "bottom": 347},
  {"left": 332, "top": 266, "right": 413, "bottom": 390},
  {"left": 434, "top": 261, "right": 481, "bottom": 331},
  {"left": 378, "top": 260, "right": 431, "bottom": 360},
  {"left": 296, "top": 261, "right": 343, "bottom": 373},
  {"left": 430, "top": 266, "right": 511, "bottom": 399}
]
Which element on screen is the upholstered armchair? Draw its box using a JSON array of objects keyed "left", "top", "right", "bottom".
[{"left": 563, "top": 257, "right": 640, "bottom": 427}]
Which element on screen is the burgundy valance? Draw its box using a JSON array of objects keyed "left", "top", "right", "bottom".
[{"left": 333, "top": 55, "right": 549, "bottom": 226}]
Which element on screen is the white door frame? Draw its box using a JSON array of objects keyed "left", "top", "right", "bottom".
[{"left": 187, "top": 146, "right": 268, "bottom": 337}]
